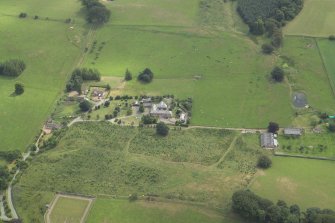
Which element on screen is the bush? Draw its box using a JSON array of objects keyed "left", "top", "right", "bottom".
[
  {"left": 271, "top": 66, "right": 284, "bottom": 82},
  {"left": 79, "top": 100, "right": 92, "bottom": 112},
  {"left": 156, "top": 122, "right": 169, "bottom": 136},
  {"left": 125, "top": 69, "right": 132, "bottom": 81},
  {"left": 34, "top": 15, "right": 39, "bottom": 20},
  {"left": 19, "top": 12, "right": 27, "bottom": 18},
  {"left": 138, "top": 68, "right": 154, "bottom": 83},
  {"left": 257, "top": 155, "right": 272, "bottom": 169},
  {"left": 15, "top": 82, "right": 24, "bottom": 95},
  {"left": 128, "top": 193, "right": 138, "bottom": 202},
  {"left": 329, "top": 35, "right": 335, "bottom": 41},
  {"left": 141, "top": 115, "right": 157, "bottom": 124},
  {"left": 0, "top": 59, "right": 26, "bottom": 77},
  {"left": 262, "top": 44, "right": 274, "bottom": 54},
  {"left": 328, "top": 123, "right": 335, "bottom": 132}
]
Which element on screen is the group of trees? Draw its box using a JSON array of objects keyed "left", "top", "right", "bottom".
[
  {"left": 0, "top": 59, "right": 26, "bottom": 77},
  {"left": 237, "top": 0, "right": 303, "bottom": 48},
  {"left": 0, "top": 166, "right": 10, "bottom": 190},
  {"left": 0, "top": 150, "right": 22, "bottom": 162},
  {"left": 80, "top": 0, "right": 111, "bottom": 24},
  {"left": 137, "top": 68, "right": 154, "bottom": 83},
  {"left": 66, "top": 68, "right": 101, "bottom": 93},
  {"left": 232, "top": 190, "right": 335, "bottom": 223}
]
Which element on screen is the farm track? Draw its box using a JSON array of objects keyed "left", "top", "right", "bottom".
[{"left": 210, "top": 134, "right": 240, "bottom": 168}]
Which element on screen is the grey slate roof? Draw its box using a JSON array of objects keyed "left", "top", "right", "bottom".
[
  {"left": 260, "top": 133, "right": 275, "bottom": 148},
  {"left": 284, "top": 128, "right": 302, "bottom": 136}
]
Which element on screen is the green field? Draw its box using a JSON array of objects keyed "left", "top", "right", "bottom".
[
  {"left": 284, "top": 0, "right": 335, "bottom": 37},
  {"left": 317, "top": 39, "right": 335, "bottom": 91},
  {"left": 49, "top": 196, "right": 91, "bottom": 223},
  {"left": 280, "top": 37, "right": 335, "bottom": 113},
  {"left": 251, "top": 157, "right": 335, "bottom": 209},
  {"left": 87, "top": 199, "right": 244, "bottom": 223},
  {"left": 13, "top": 122, "right": 264, "bottom": 222},
  {"left": 0, "top": 0, "right": 86, "bottom": 151}
]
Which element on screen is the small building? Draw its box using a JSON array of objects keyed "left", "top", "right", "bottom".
[
  {"left": 141, "top": 98, "right": 152, "bottom": 108},
  {"left": 92, "top": 89, "right": 104, "bottom": 98},
  {"left": 43, "top": 119, "right": 61, "bottom": 134},
  {"left": 180, "top": 113, "right": 186, "bottom": 122},
  {"left": 260, "top": 133, "right": 278, "bottom": 149},
  {"left": 133, "top": 101, "right": 140, "bottom": 106},
  {"left": 283, "top": 128, "right": 303, "bottom": 136}
]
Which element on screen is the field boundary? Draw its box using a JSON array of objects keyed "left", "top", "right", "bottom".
[
  {"left": 44, "top": 193, "right": 94, "bottom": 223},
  {"left": 274, "top": 152, "right": 335, "bottom": 161},
  {"left": 315, "top": 38, "right": 335, "bottom": 98}
]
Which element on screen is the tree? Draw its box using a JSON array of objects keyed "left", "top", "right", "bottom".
[
  {"left": 271, "top": 29, "right": 283, "bottom": 48},
  {"left": 139, "top": 104, "right": 145, "bottom": 113},
  {"left": 328, "top": 123, "right": 335, "bottom": 132},
  {"left": 124, "top": 69, "right": 132, "bottom": 81},
  {"left": 87, "top": 6, "right": 111, "bottom": 24},
  {"left": 156, "top": 122, "right": 169, "bottom": 136},
  {"left": 15, "top": 82, "right": 24, "bottom": 95},
  {"left": 271, "top": 66, "right": 284, "bottom": 82},
  {"left": 138, "top": 68, "right": 154, "bottom": 83},
  {"left": 268, "top": 122, "right": 279, "bottom": 133},
  {"left": 106, "top": 84, "right": 111, "bottom": 90},
  {"left": 262, "top": 44, "right": 274, "bottom": 54},
  {"left": 79, "top": 100, "right": 91, "bottom": 112},
  {"left": 257, "top": 155, "right": 272, "bottom": 169},
  {"left": 0, "top": 59, "right": 26, "bottom": 77},
  {"left": 250, "top": 19, "right": 265, "bottom": 35}
]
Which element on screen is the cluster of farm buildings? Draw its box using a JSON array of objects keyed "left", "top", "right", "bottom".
[{"left": 260, "top": 128, "right": 303, "bottom": 149}]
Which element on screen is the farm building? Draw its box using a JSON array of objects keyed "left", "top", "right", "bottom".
[
  {"left": 141, "top": 98, "right": 152, "bottom": 107},
  {"left": 150, "top": 102, "right": 172, "bottom": 119},
  {"left": 92, "top": 89, "right": 104, "bottom": 98},
  {"left": 43, "top": 119, "right": 61, "bottom": 134},
  {"left": 284, "top": 128, "right": 303, "bottom": 136},
  {"left": 260, "top": 133, "right": 278, "bottom": 149}
]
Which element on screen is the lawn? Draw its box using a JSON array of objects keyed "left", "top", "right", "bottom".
[
  {"left": 317, "top": 39, "right": 335, "bottom": 92},
  {"left": 86, "top": 199, "right": 244, "bottom": 223},
  {"left": 13, "top": 122, "right": 263, "bottom": 222},
  {"left": 284, "top": 0, "right": 335, "bottom": 37},
  {"left": 280, "top": 36, "right": 335, "bottom": 113},
  {"left": 0, "top": 0, "right": 85, "bottom": 151},
  {"left": 251, "top": 157, "right": 335, "bottom": 209},
  {"left": 48, "top": 195, "right": 91, "bottom": 223}
]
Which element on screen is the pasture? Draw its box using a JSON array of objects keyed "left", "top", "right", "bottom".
[
  {"left": 46, "top": 194, "right": 93, "bottom": 223},
  {"left": 86, "top": 199, "right": 244, "bottom": 223},
  {"left": 251, "top": 157, "right": 335, "bottom": 209},
  {"left": 284, "top": 0, "right": 335, "bottom": 37},
  {"left": 0, "top": 0, "right": 85, "bottom": 151},
  {"left": 83, "top": 24, "right": 293, "bottom": 128},
  {"left": 13, "top": 122, "right": 264, "bottom": 222},
  {"left": 317, "top": 39, "right": 335, "bottom": 91},
  {"left": 280, "top": 37, "right": 335, "bottom": 113}
]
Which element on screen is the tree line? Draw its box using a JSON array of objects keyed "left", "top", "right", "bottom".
[
  {"left": 232, "top": 190, "right": 335, "bottom": 223},
  {"left": 237, "top": 0, "right": 303, "bottom": 48},
  {"left": 66, "top": 68, "right": 101, "bottom": 93},
  {"left": 0, "top": 59, "right": 26, "bottom": 77},
  {"left": 80, "top": 0, "right": 111, "bottom": 25}
]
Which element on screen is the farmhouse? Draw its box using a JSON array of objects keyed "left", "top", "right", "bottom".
[
  {"left": 284, "top": 128, "right": 303, "bottom": 136},
  {"left": 260, "top": 133, "right": 278, "bottom": 149},
  {"left": 150, "top": 101, "right": 172, "bottom": 119}
]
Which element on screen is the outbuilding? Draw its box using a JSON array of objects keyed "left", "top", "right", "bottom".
[
  {"left": 260, "top": 133, "right": 278, "bottom": 149},
  {"left": 283, "top": 128, "right": 303, "bottom": 136}
]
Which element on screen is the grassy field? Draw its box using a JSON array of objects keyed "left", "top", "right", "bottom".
[
  {"left": 284, "top": 0, "right": 335, "bottom": 37},
  {"left": 13, "top": 122, "right": 264, "bottom": 222},
  {"left": 280, "top": 37, "right": 335, "bottom": 113},
  {"left": 86, "top": 199, "right": 244, "bottom": 223},
  {"left": 251, "top": 157, "right": 335, "bottom": 209},
  {"left": 48, "top": 195, "right": 91, "bottom": 223},
  {"left": 0, "top": 0, "right": 86, "bottom": 151},
  {"left": 317, "top": 39, "right": 335, "bottom": 91},
  {"left": 277, "top": 132, "right": 335, "bottom": 158}
]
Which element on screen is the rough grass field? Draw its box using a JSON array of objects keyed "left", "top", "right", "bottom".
[
  {"left": 86, "top": 199, "right": 244, "bottom": 223},
  {"left": 280, "top": 37, "right": 335, "bottom": 113},
  {"left": 284, "top": 0, "right": 335, "bottom": 37},
  {"left": 0, "top": 0, "right": 85, "bottom": 151},
  {"left": 47, "top": 195, "right": 92, "bottom": 223},
  {"left": 251, "top": 157, "right": 335, "bottom": 209},
  {"left": 13, "top": 122, "right": 264, "bottom": 222}
]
